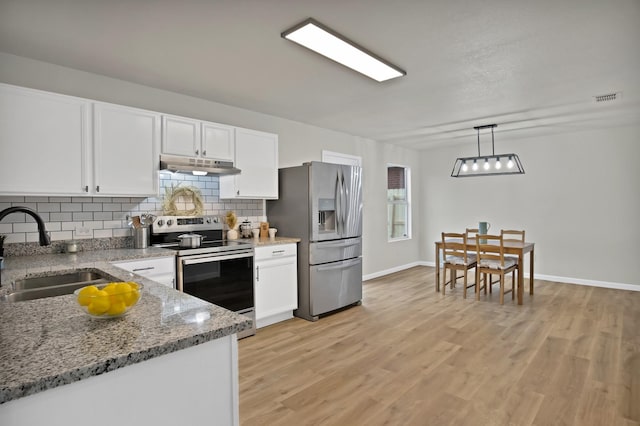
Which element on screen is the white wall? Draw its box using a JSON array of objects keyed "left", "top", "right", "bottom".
[
  {"left": 420, "top": 124, "right": 640, "bottom": 287},
  {"left": 0, "top": 52, "right": 422, "bottom": 276}
]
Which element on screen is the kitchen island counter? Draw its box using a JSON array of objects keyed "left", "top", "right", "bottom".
[{"left": 0, "top": 248, "right": 251, "bottom": 410}]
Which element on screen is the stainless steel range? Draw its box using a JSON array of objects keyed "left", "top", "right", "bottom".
[{"left": 151, "top": 215, "right": 255, "bottom": 338}]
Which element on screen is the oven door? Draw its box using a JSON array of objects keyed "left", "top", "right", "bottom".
[{"left": 177, "top": 250, "right": 254, "bottom": 312}]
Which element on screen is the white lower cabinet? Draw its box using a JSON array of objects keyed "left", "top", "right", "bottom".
[
  {"left": 111, "top": 256, "right": 176, "bottom": 289},
  {"left": 254, "top": 244, "right": 297, "bottom": 328},
  {"left": 0, "top": 335, "right": 239, "bottom": 426}
]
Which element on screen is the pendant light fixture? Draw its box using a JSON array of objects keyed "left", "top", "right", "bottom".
[{"left": 450, "top": 124, "right": 525, "bottom": 177}]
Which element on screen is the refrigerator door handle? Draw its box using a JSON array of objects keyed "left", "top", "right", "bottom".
[
  {"left": 335, "top": 172, "right": 342, "bottom": 235},
  {"left": 339, "top": 169, "right": 346, "bottom": 234},
  {"left": 316, "top": 257, "right": 361, "bottom": 272},
  {"left": 315, "top": 239, "right": 361, "bottom": 249}
]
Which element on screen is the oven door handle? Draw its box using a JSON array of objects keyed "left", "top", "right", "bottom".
[{"left": 182, "top": 252, "right": 253, "bottom": 265}]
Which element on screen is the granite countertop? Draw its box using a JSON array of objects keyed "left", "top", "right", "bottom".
[
  {"left": 0, "top": 248, "right": 252, "bottom": 404},
  {"left": 251, "top": 236, "right": 301, "bottom": 246}
]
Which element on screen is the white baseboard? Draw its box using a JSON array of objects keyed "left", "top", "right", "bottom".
[
  {"left": 531, "top": 273, "right": 640, "bottom": 292},
  {"left": 367, "top": 262, "right": 640, "bottom": 292},
  {"left": 363, "top": 261, "right": 428, "bottom": 281},
  {"left": 256, "top": 311, "right": 294, "bottom": 329}
]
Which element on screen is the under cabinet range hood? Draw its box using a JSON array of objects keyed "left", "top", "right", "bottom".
[{"left": 159, "top": 154, "right": 241, "bottom": 176}]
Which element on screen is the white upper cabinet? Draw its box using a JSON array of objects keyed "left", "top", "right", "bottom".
[
  {"left": 162, "top": 115, "right": 234, "bottom": 161},
  {"left": 220, "top": 127, "right": 278, "bottom": 199},
  {"left": 93, "top": 103, "right": 160, "bottom": 196},
  {"left": 0, "top": 83, "right": 90, "bottom": 195},
  {"left": 202, "top": 121, "right": 234, "bottom": 161},
  {"left": 161, "top": 115, "right": 200, "bottom": 157},
  {"left": 0, "top": 84, "right": 160, "bottom": 197}
]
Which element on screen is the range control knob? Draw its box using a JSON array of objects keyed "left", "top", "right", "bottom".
[
  {"left": 157, "top": 219, "right": 164, "bottom": 226},
  {"left": 205, "top": 217, "right": 212, "bottom": 224},
  {"left": 166, "top": 219, "right": 173, "bottom": 226}
]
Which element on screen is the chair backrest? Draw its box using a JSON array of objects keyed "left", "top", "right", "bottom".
[
  {"left": 441, "top": 232, "right": 470, "bottom": 262},
  {"left": 476, "top": 234, "right": 507, "bottom": 267},
  {"left": 466, "top": 228, "right": 479, "bottom": 240},
  {"left": 501, "top": 229, "right": 525, "bottom": 243}
]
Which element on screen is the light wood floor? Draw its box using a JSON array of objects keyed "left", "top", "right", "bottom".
[{"left": 239, "top": 266, "right": 640, "bottom": 426}]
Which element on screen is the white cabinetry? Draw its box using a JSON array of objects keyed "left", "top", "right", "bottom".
[
  {"left": 162, "top": 114, "right": 234, "bottom": 161},
  {"left": 0, "top": 335, "right": 239, "bottom": 426},
  {"left": 0, "top": 83, "right": 90, "bottom": 195},
  {"left": 220, "top": 128, "right": 278, "bottom": 199},
  {"left": 0, "top": 84, "right": 160, "bottom": 197},
  {"left": 254, "top": 244, "right": 297, "bottom": 328},
  {"left": 202, "top": 121, "right": 234, "bottom": 161},
  {"left": 93, "top": 103, "right": 160, "bottom": 196},
  {"left": 112, "top": 256, "right": 176, "bottom": 289}
]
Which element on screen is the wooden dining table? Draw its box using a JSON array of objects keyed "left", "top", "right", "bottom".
[{"left": 434, "top": 238, "right": 535, "bottom": 305}]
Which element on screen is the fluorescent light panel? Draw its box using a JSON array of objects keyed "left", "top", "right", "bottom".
[{"left": 282, "top": 18, "right": 406, "bottom": 82}]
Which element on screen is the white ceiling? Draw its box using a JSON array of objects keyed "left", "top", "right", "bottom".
[{"left": 1, "top": 0, "right": 639, "bottom": 149}]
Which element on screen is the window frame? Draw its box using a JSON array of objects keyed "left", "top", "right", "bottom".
[{"left": 386, "top": 163, "right": 412, "bottom": 242}]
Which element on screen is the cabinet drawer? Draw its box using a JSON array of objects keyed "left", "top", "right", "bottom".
[
  {"left": 112, "top": 257, "right": 175, "bottom": 276},
  {"left": 254, "top": 244, "right": 297, "bottom": 261}
]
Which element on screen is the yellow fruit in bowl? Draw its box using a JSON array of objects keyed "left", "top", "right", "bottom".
[
  {"left": 75, "top": 282, "right": 142, "bottom": 318},
  {"left": 107, "top": 300, "right": 127, "bottom": 316},
  {"left": 77, "top": 285, "right": 99, "bottom": 306},
  {"left": 123, "top": 287, "right": 140, "bottom": 307},
  {"left": 87, "top": 290, "right": 110, "bottom": 315}
]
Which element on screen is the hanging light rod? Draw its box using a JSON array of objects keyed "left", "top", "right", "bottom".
[
  {"left": 451, "top": 124, "right": 525, "bottom": 177},
  {"left": 281, "top": 18, "right": 406, "bottom": 82}
]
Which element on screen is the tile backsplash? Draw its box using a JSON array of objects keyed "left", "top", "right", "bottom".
[{"left": 0, "top": 172, "right": 264, "bottom": 245}]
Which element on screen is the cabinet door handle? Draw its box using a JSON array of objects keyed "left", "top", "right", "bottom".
[
  {"left": 195, "top": 149, "right": 199, "bottom": 155},
  {"left": 84, "top": 185, "right": 89, "bottom": 192},
  {"left": 132, "top": 266, "right": 155, "bottom": 272},
  {"left": 96, "top": 185, "right": 100, "bottom": 193},
  {"left": 256, "top": 265, "right": 260, "bottom": 282},
  {"left": 237, "top": 190, "right": 240, "bottom": 196},
  {"left": 203, "top": 150, "right": 207, "bottom": 156}
]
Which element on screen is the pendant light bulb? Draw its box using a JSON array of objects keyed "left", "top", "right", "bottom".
[
  {"left": 472, "top": 159, "right": 478, "bottom": 171},
  {"left": 495, "top": 157, "right": 501, "bottom": 170},
  {"left": 461, "top": 161, "right": 468, "bottom": 172},
  {"left": 483, "top": 158, "right": 490, "bottom": 170},
  {"left": 507, "top": 156, "right": 514, "bottom": 169}
]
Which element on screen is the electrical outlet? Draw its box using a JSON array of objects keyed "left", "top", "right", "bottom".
[{"left": 75, "top": 227, "right": 92, "bottom": 237}]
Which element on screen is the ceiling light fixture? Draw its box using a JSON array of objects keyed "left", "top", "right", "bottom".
[
  {"left": 281, "top": 18, "right": 406, "bottom": 82},
  {"left": 450, "top": 124, "right": 525, "bottom": 177}
]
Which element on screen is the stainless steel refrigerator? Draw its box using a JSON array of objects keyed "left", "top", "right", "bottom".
[{"left": 267, "top": 161, "right": 363, "bottom": 321}]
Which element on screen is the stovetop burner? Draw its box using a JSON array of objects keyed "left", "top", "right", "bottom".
[
  {"left": 155, "top": 239, "right": 252, "bottom": 251},
  {"left": 150, "top": 215, "right": 254, "bottom": 255}
]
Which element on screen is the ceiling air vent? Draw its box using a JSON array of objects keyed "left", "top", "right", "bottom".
[{"left": 594, "top": 92, "right": 620, "bottom": 103}]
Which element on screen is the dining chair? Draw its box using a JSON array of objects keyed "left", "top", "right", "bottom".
[
  {"left": 468, "top": 227, "right": 499, "bottom": 290},
  {"left": 441, "top": 232, "right": 478, "bottom": 298},
  {"left": 501, "top": 229, "right": 525, "bottom": 244},
  {"left": 501, "top": 229, "right": 527, "bottom": 290},
  {"left": 465, "top": 228, "right": 479, "bottom": 240},
  {"left": 475, "top": 234, "right": 518, "bottom": 304}
]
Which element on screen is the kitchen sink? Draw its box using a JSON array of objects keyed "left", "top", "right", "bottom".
[
  {"left": 2, "top": 269, "right": 113, "bottom": 303},
  {"left": 13, "top": 271, "right": 108, "bottom": 290}
]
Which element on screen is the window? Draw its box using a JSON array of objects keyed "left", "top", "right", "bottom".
[{"left": 387, "top": 164, "right": 411, "bottom": 240}]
